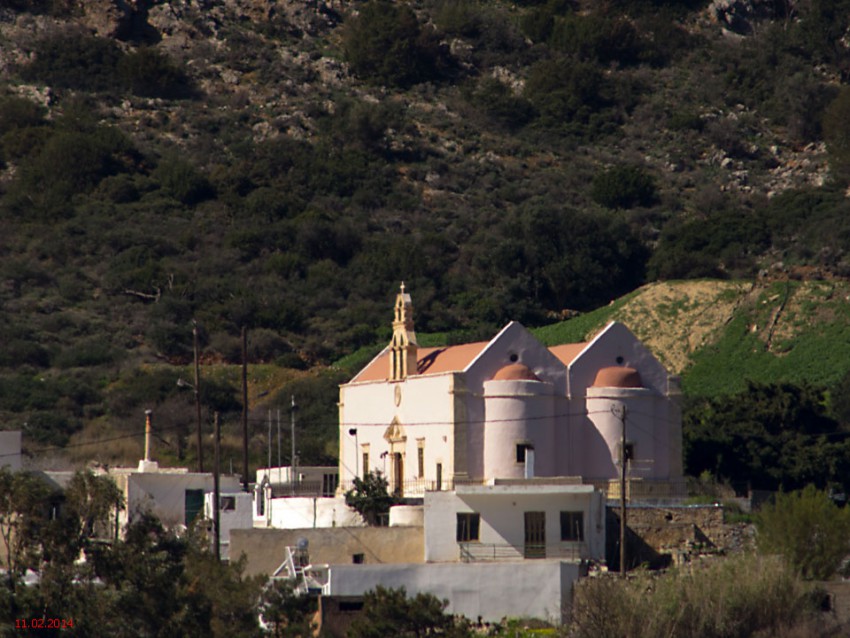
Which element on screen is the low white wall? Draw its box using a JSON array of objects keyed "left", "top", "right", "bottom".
[
  {"left": 327, "top": 561, "right": 581, "bottom": 624},
  {"left": 389, "top": 504, "right": 424, "bottom": 527},
  {"left": 264, "top": 495, "right": 365, "bottom": 529}
]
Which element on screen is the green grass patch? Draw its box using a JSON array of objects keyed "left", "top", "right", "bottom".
[{"left": 533, "top": 289, "right": 642, "bottom": 346}]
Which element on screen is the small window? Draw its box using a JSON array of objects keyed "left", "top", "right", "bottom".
[
  {"left": 362, "top": 452, "right": 369, "bottom": 476},
  {"left": 417, "top": 445, "right": 425, "bottom": 479},
  {"left": 516, "top": 443, "right": 533, "bottom": 464},
  {"left": 352, "top": 553, "right": 364, "bottom": 564},
  {"left": 436, "top": 463, "right": 443, "bottom": 491},
  {"left": 560, "top": 511, "right": 584, "bottom": 542},
  {"left": 456, "top": 512, "right": 480, "bottom": 542},
  {"left": 220, "top": 496, "right": 236, "bottom": 511}
]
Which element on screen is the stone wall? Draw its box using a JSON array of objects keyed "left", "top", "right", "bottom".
[{"left": 623, "top": 504, "right": 753, "bottom": 566}]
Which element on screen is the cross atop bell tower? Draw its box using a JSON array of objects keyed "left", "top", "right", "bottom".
[{"left": 389, "top": 282, "right": 418, "bottom": 380}]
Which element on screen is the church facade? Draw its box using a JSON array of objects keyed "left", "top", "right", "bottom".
[{"left": 338, "top": 285, "right": 683, "bottom": 496}]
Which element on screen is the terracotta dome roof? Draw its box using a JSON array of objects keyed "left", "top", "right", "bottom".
[
  {"left": 492, "top": 363, "right": 540, "bottom": 381},
  {"left": 592, "top": 366, "right": 642, "bottom": 388}
]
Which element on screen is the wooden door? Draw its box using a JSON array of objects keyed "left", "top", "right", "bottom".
[
  {"left": 524, "top": 511, "right": 546, "bottom": 558},
  {"left": 393, "top": 452, "right": 404, "bottom": 496}
]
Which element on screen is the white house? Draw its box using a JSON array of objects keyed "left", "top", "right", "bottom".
[
  {"left": 105, "top": 411, "right": 240, "bottom": 531},
  {"left": 338, "top": 285, "right": 683, "bottom": 496},
  {"left": 278, "top": 481, "right": 605, "bottom": 624}
]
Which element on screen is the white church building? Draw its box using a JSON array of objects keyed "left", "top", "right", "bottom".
[{"left": 338, "top": 284, "right": 683, "bottom": 496}]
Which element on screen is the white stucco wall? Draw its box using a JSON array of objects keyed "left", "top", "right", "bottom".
[
  {"left": 339, "top": 374, "right": 455, "bottom": 489},
  {"left": 327, "top": 561, "right": 582, "bottom": 624},
  {"left": 423, "top": 486, "right": 605, "bottom": 563},
  {"left": 568, "top": 322, "right": 670, "bottom": 398},
  {"left": 260, "top": 495, "right": 365, "bottom": 529},
  {"left": 483, "top": 378, "right": 556, "bottom": 478},
  {"left": 114, "top": 470, "right": 240, "bottom": 530},
  {"left": 205, "top": 491, "right": 253, "bottom": 559}
]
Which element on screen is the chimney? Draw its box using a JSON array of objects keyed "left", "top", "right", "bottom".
[{"left": 138, "top": 409, "right": 159, "bottom": 472}]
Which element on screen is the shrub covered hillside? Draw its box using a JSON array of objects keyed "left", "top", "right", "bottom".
[{"left": 2, "top": 0, "right": 850, "bottom": 465}]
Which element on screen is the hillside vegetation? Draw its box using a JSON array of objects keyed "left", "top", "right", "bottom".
[{"left": 2, "top": 0, "right": 850, "bottom": 472}]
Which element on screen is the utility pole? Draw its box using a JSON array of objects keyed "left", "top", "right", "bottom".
[
  {"left": 213, "top": 411, "right": 221, "bottom": 561},
  {"left": 290, "top": 395, "right": 297, "bottom": 496},
  {"left": 193, "top": 320, "right": 203, "bottom": 473},
  {"left": 241, "top": 326, "right": 249, "bottom": 493},
  {"left": 612, "top": 403, "right": 628, "bottom": 578}
]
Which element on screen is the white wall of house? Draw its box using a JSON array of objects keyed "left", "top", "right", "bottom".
[
  {"left": 111, "top": 468, "right": 240, "bottom": 530},
  {"left": 326, "top": 561, "right": 582, "bottom": 624},
  {"left": 204, "top": 491, "right": 252, "bottom": 560},
  {"left": 0, "top": 431, "right": 21, "bottom": 472},
  {"left": 256, "top": 495, "right": 365, "bottom": 529},
  {"left": 423, "top": 485, "right": 605, "bottom": 563}
]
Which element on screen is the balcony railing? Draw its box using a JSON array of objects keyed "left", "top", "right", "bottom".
[
  {"left": 337, "top": 477, "right": 487, "bottom": 497},
  {"left": 458, "top": 542, "right": 587, "bottom": 562},
  {"left": 269, "top": 480, "right": 337, "bottom": 498}
]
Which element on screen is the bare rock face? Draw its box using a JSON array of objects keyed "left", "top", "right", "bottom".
[{"left": 80, "top": 0, "right": 134, "bottom": 38}]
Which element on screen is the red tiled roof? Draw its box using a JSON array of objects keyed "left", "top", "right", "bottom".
[
  {"left": 548, "top": 343, "right": 589, "bottom": 367},
  {"left": 351, "top": 339, "right": 591, "bottom": 383},
  {"left": 352, "top": 342, "right": 490, "bottom": 382}
]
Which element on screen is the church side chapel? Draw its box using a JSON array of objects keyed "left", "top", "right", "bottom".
[{"left": 338, "top": 285, "right": 683, "bottom": 496}]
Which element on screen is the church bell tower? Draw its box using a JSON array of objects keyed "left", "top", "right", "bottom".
[{"left": 389, "top": 283, "right": 418, "bottom": 380}]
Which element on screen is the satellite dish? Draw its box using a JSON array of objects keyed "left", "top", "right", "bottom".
[{"left": 296, "top": 537, "right": 309, "bottom": 551}]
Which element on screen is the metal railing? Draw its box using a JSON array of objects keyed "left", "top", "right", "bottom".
[
  {"left": 269, "top": 480, "right": 337, "bottom": 498},
  {"left": 585, "top": 479, "right": 690, "bottom": 501},
  {"left": 337, "top": 477, "right": 487, "bottom": 497},
  {"left": 458, "top": 542, "right": 587, "bottom": 563}
]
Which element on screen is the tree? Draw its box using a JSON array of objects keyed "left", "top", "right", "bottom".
[
  {"left": 348, "top": 586, "right": 472, "bottom": 638},
  {"left": 342, "top": 1, "right": 445, "bottom": 88},
  {"left": 684, "top": 382, "right": 849, "bottom": 493},
  {"left": 259, "top": 579, "right": 316, "bottom": 638},
  {"left": 756, "top": 485, "right": 850, "bottom": 580},
  {"left": 591, "top": 165, "right": 658, "bottom": 209},
  {"left": 0, "top": 468, "right": 53, "bottom": 592},
  {"left": 823, "top": 86, "right": 850, "bottom": 185},
  {"left": 344, "top": 471, "right": 396, "bottom": 526}
]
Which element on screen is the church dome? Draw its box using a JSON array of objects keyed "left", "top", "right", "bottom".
[
  {"left": 592, "top": 366, "right": 642, "bottom": 388},
  {"left": 492, "top": 363, "right": 540, "bottom": 381}
]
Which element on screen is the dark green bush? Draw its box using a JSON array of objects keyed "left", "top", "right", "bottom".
[
  {"left": 468, "top": 77, "right": 535, "bottom": 131},
  {"left": 591, "top": 165, "right": 658, "bottom": 209},
  {"left": 0, "top": 95, "right": 46, "bottom": 133},
  {"left": 823, "top": 87, "right": 850, "bottom": 184},
  {"left": 523, "top": 58, "right": 611, "bottom": 132},
  {"left": 118, "top": 48, "right": 192, "bottom": 99},
  {"left": 21, "top": 33, "right": 124, "bottom": 92},
  {"left": 342, "top": 0, "right": 447, "bottom": 88},
  {"left": 153, "top": 156, "right": 214, "bottom": 205}
]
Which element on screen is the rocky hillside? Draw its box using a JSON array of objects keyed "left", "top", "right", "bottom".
[{"left": 2, "top": 0, "right": 850, "bottom": 465}]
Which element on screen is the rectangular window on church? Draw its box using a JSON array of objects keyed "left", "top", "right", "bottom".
[
  {"left": 516, "top": 443, "right": 533, "bottom": 463},
  {"left": 456, "top": 512, "right": 480, "bottom": 542},
  {"left": 362, "top": 452, "right": 369, "bottom": 476},
  {"left": 417, "top": 444, "right": 425, "bottom": 479}
]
